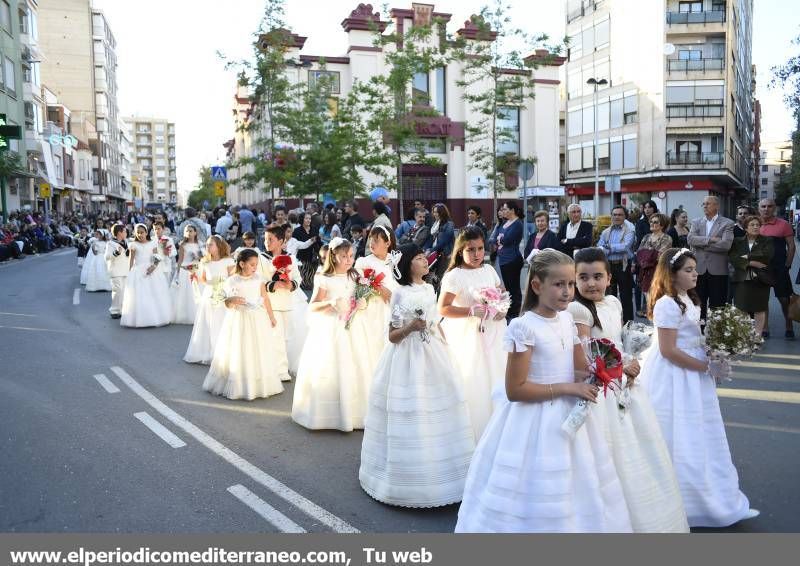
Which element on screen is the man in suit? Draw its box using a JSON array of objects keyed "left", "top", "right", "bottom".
[
  {"left": 557, "top": 203, "right": 593, "bottom": 257},
  {"left": 687, "top": 195, "right": 735, "bottom": 322}
]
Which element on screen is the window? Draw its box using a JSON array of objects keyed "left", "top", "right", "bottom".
[
  {"left": 569, "top": 33, "right": 582, "bottom": 60},
  {"left": 80, "top": 160, "right": 86, "bottom": 181},
  {"left": 156, "top": 158, "right": 166, "bottom": 166},
  {"left": 623, "top": 138, "right": 637, "bottom": 168},
  {"left": 623, "top": 93, "right": 638, "bottom": 124},
  {"left": 610, "top": 98, "right": 623, "bottom": 128},
  {"left": 434, "top": 67, "right": 446, "bottom": 114},
  {"left": 154, "top": 123, "right": 165, "bottom": 133},
  {"left": 18, "top": 8, "right": 27, "bottom": 34},
  {"left": 582, "top": 105, "right": 594, "bottom": 133},
  {"left": 610, "top": 140, "right": 623, "bottom": 169},
  {"left": 3, "top": 56, "right": 15, "bottom": 97},
  {"left": 582, "top": 26, "right": 594, "bottom": 54},
  {"left": 155, "top": 146, "right": 165, "bottom": 156},
  {"left": 309, "top": 70, "right": 341, "bottom": 95},
  {"left": 412, "top": 71, "right": 429, "bottom": 106},
  {"left": 679, "top": 1, "right": 702, "bottom": 13},
  {"left": 496, "top": 106, "right": 520, "bottom": 156},
  {"left": 761, "top": 164, "right": 768, "bottom": 172},
  {"left": 155, "top": 136, "right": 164, "bottom": 144},
  {"left": 761, "top": 177, "right": 768, "bottom": 185},
  {"left": 597, "top": 100, "right": 610, "bottom": 131},
  {"left": 1, "top": 1, "right": 10, "bottom": 34},
  {"left": 598, "top": 141, "right": 610, "bottom": 169},
  {"left": 568, "top": 108, "right": 582, "bottom": 136},
  {"left": 595, "top": 19, "right": 609, "bottom": 49},
  {"left": 582, "top": 145, "right": 594, "bottom": 169},
  {"left": 568, "top": 147, "right": 581, "bottom": 171},
  {"left": 568, "top": 69, "right": 581, "bottom": 99},
  {"left": 679, "top": 49, "right": 702, "bottom": 60}
]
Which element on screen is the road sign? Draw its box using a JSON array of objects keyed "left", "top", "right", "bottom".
[
  {"left": 211, "top": 166, "right": 227, "bottom": 181},
  {"left": 605, "top": 175, "right": 621, "bottom": 193},
  {"left": 39, "top": 183, "right": 51, "bottom": 198},
  {"left": 518, "top": 161, "right": 535, "bottom": 182},
  {"left": 214, "top": 181, "right": 225, "bottom": 197}
]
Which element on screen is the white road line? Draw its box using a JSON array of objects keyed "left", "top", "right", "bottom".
[
  {"left": 0, "top": 325, "right": 68, "bottom": 333},
  {"left": 110, "top": 366, "right": 359, "bottom": 533},
  {"left": 93, "top": 373, "right": 120, "bottom": 394},
  {"left": 134, "top": 411, "right": 187, "bottom": 448},
  {"left": 73, "top": 288, "right": 81, "bottom": 305},
  {"left": 0, "top": 312, "right": 37, "bottom": 317},
  {"left": 227, "top": 485, "right": 307, "bottom": 533}
]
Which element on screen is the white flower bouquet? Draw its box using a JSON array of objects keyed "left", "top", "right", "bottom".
[{"left": 704, "top": 304, "right": 763, "bottom": 384}]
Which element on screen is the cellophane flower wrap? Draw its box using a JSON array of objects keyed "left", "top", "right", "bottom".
[
  {"left": 272, "top": 254, "right": 293, "bottom": 282},
  {"left": 704, "top": 304, "right": 763, "bottom": 384},
  {"left": 562, "top": 337, "right": 624, "bottom": 437},
  {"left": 470, "top": 286, "right": 511, "bottom": 332},
  {"left": 343, "top": 268, "right": 385, "bottom": 329},
  {"left": 209, "top": 277, "right": 227, "bottom": 307}
]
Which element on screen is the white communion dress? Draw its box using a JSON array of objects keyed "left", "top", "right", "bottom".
[
  {"left": 567, "top": 297, "right": 689, "bottom": 532},
  {"left": 641, "top": 295, "right": 752, "bottom": 528},
  {"left": 183, "top": 257, "right": 236, "bottom": 364},
  {"left": 454, "top": 311, "right": 633, "bottom": 533},
  {"left": 263, "top": 252, "right": 307, "bottom": 381},
  {"left": 439, "top": 265, "right": 508, "bottom": 442},
  {"left": 291, "top": 273, "right": 374, "bottom": 431},
  {"left": 120, "top": 241, "right": 172, "bottom": 328},
  {"left": 359, "top": 283, "right": 475, "bottom": 508},
  {"left": 85, "top": 240, "right": 112, "bottom": 292},
  {"left": 171, "top": 242, "right": 201, "bottom": 324},
  {"left": 354, "top": 253, "right": 398, "bottom": 377},
  {"left": 202, "top": 274, "right": 284, "bottom": 401},
  {"left": 79, "top": 239, "right": 97, "bottom": 285}
]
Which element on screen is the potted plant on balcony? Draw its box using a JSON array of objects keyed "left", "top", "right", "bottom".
[{"left": 496, "top": 153, "right": 520, "bottom": 189}]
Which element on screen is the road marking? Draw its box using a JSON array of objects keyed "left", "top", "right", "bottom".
[
  {"left": 0, "top": 312, "right": 37, "bottom": 317},
  {"left": 171, "top": 398, "right": 291, "bottom": 417},
  {"left": 718, "top": 388, "right": 800, "bottom": 405},
  {"left": 726, "top": 421, "right": 800, "bottom": 435},
  {"left": 753, "top": 353, "right": 800, "bottom": 361},
  {"left": 134, "top": 412, "right": 187, "bottom": 448},
  {"left": 110, "top": 366, "right": 359, "bottom": 533},
  {"left": 736, "top": 360, "right": 800, "bottom": 372},
  {"left": 0, "top": 325, "right": 68, "bottom": 333},
  {"left": 227, "top": 485, "right": 306, "bottom": 533},
  {"left": 73, "top": 288, "right": 81, "bottom": 305},
  {"left": 93, "top": 373, "right": 120, "bottom": 394},
  {"left": 730, "top": 372, "right": 800, "bottom": 385}
]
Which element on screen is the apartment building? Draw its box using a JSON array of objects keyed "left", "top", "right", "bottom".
[
  {"left": 225, "top": 2, "right": 564, "bottom": 221},
  {"left": 125, "top": 116, "right": 177, "bottom": 205},
  {"left": 563, "top": 0, "right": 755, "bottom": 217},
  {"left": 757, "top": 140, "right": 792, "bottom": 202}
]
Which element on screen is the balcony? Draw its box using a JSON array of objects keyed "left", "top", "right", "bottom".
[
  {"left": 667, "top": 58, "right": 724, "bottom": 73},
  {"left": 666, "top": 102, "right": 724, "bottom": 119},
  {"left": 666, "top": 151, "right": 724, "bottom": 167},
  {"left": 136, "top": 152, "right": 152, "bottom": 158},
  {"left": 666, "top": 10, "right": 725, "bottom": 25}
]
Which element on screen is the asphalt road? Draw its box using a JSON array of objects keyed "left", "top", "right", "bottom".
[{"left": 1, "top": 248, "right": 798, "bottom": 533}]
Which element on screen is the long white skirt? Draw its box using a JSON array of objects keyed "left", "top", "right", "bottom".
[
  {"left": 120, "top": 265, "right": 172, "bottom": 328},
  {"left": 80, "top": 248, "right": 96, "bottom": 285},
  {"left": 184, "top": 297, "right": 227, "bottom": 364},
  {"left": 171, "top": 268, "right": 198, "bottom": 324},
  {"left": 85, "top": 253, "right": 112, "bottom": 292}
]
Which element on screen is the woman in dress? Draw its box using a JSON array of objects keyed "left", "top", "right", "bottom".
[
  {"left": 495, "top": 201, "right": 524, "bottom": 320},
  {"left": 641, "top": 248, "right": 758, "bottom": 527},
  {"left": 439, "top": 226, "right": 508, "bottom": 442},
  {"left": 523, "top": 210, "right": 560, "bottom": 262},
  {"left": 152, "top": 221, "right": 177, "bottom": 285},
  {"left": 667, "top": 208, "right": 689, "bottom": 249},
  {"left": 202, "top": 249, "right": 283, "bottom": 401},
  {"left": 80, "top": 229, "right": 101, "bottom": 285},
  {"left": 568, "top": 247, "right": 688, "bottom": 532},
  {"left": 455, "top": 249, "right": 632, "bottom": 533},
  {"left": 293, "top": 213, "right": 319, "bottom": 291},
  {"left": 184, "top": 236, "right": 235, "bottom": 364},
  {"left": 171, "top": 225, "right": 202, "bottom": 324},
  {"left": 85, "top": 230, "right": 112, "bottom": 292},
  {"left": 354, "top": 225, "right": 398, "bottom": 374},
  {"left": 425, "top": 203, "right": 455, "bottom": 290},
  {"left": 635, "top": 213, "right": 672, "bottom": 317},
  {"left": 729, "top": 215, "right": 774, "bottom": 335},
  {"left": 120, "top": 224, "right": 172, "bottom": 328},
  {"left": 292, "top": 237, "right": 374, "bottom": 431},
  {"left": 359, "top": 243, "right": 474, "bottom": 508}
]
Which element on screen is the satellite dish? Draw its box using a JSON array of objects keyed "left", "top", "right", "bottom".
[{"left": 663, "top": 43, "right": 676, "bottom": 56}]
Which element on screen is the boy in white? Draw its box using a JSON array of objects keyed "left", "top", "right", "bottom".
[{"left": 105, "top": 225, "right": 131, "bottom": 319}]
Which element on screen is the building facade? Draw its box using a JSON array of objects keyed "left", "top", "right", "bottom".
[
  {"left": 225, "top": 2, "right": 564, "bottom": 222},
  {"left": 757, "top": 140, "right": 792, "bottom": 202},
  {"left": 124, "top": 116, "right": 177, "bottom": 205},
  {"left": 563, "top": 0, "right": 755, "bottom": 217}
]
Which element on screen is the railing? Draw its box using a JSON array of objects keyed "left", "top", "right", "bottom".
[
  {"left": 666, "top": 151, "right": 724, "bottom": 166},
  {"left": 667, "top": 58, "right": 724, "bottom": 72},
  {"left": 666, "top": 104, "right": 724, "bottom": 118},
  {"left": 666, "top": 10, "right": 725, "bottom": 24}
]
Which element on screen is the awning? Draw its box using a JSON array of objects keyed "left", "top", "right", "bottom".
[
  {"left": 40, "top": 140, "right": 58, "bottom": 186},
  {"left": 666, "top": 127, "right": 724, "bottom": 135}
]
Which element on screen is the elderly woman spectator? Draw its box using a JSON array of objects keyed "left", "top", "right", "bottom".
[
  {"left": 635, "top": 212, "right": 672, "bottom": 317},
  {"left": 729, "top": 215, "right": 774, "bottom": 335},
  {"left": 524, "top": 210, "right": 560, "bottom": 261}
]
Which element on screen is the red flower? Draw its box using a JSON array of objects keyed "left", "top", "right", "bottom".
[
  {"left": 363, "top": 268, "right": 375, "bottom": 279},
  {"left": 371, "top": 272, "right": 385, "bottom": 289},
  {"left": 273, "top": 255, "right": 292, "bottom": 269}
]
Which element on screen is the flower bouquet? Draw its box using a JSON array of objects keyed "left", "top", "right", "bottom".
[
  {"left": 470, "top": 287, "right": 512, "bottom": 332},
  {"left": 148, "top": 254, "right": 161, "bottom": 276},
  {"left": 272, "top": 254, "right": 293, "bottom": 283},
  {"left": 611, "top": 321, "right": 655, "bottom": 417},
  {"left": 159, "top": 236, "right": 173, "bottom": 257},
  {"left": 704, "top": 304, "right": 763, "bottom": 384},
  {"left": 343, "top": 268, "right": 385, "bottom": 329},
  {"left": 562, "top": 337, "right": 624, "bottom": 437},
  {"left": 209, "top": 277, "right": 227, "bottom": 307}
]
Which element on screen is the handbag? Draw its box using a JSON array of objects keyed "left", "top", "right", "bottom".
[
  {"left": 789, "top": 294, "right": 800, "bottom": 323},
  {"left": 748, "top": 266, "right": 775, "bottom": 287}
]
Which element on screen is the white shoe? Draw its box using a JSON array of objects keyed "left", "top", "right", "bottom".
[{"left": 742, "top": 508, "right": 760, "bottom": 520}]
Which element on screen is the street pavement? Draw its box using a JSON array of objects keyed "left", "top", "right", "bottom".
[{"left": 0, "top": 247, "right": 799, "bottom": 533}]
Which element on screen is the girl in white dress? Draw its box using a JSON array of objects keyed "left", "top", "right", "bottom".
[
  {"left": 292, "top": 237, "right": 374, "bottom": 431},
  {"left": 359, "top": 243, "right": 474, "bottom": 508},
  {"left": 184, "top": 236, "right": 235, "bottom": 364},
  {"left": 232, "top": 231, "right": 268, "bottom": 275},
  {"left": 85, "top": 230, "right": 112, "bottom": 292},
  {"left": 202, "top": 249, "right": 284, "bottom": 401},
  {"left": 171, "top": 225, "right": 202, "bottom": 324},
  {"left": 80, "top": 230, "right": 101, "bottom": 285},
  {"left": 153, "top": 221, "right": 177, "bottom": 285},
  {"left": 354, "top": 226, "right": 398, "bottom": 377},
  {"left": 567, "top": 247, "right": 688, "bottom": 532},
  {"left": 120, "top": 224, "right": 172, "bottom": 328},
  {"left": 455, "top": 249, "right": 633, "bottom": 533},
  {"left": 438, "top": 226, "right": 508, "bottom": 442},
  {"left": 641, "top": 247, "right": 758, "bottom": 528}
]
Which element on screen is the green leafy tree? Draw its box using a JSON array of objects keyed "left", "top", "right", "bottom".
[
  {"left": 187, "top": 166, "right": 216, "bottom": 210},
  {"left": 454, "top": 0, "right": 563, "bottom": 218},
  {"left": 771, "top": 32, "right": 800, "bottom": 207}
]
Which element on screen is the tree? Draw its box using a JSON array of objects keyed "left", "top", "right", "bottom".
[
  {"left": 454, "top": 0, "right": 562, "bottom": 218},
  {"left": 771, "top": 32, "right": 800, "bottom": 208},
  {"left": 187, "top": 166, "right": 216, "bottom": 210}
]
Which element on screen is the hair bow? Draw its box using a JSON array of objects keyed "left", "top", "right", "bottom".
[
  {"left": 329, "top": 237, "right": 346, "bottom": 251},
  {"left": 387, "top": 249, "right": 403, "bottom": 279}
]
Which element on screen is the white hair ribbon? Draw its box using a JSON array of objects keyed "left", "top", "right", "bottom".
[
  {"left": 670, "top": 248, "right": 691, "bottom": 266},
  {"left": 329, "top": 237, "right": 346, "bottom": 251},
  {"left": 387, "top": 249, "right": 403, "bottom": 279},
  {"left": 373, "top": 225, "right": 391, "bottom": 240}
]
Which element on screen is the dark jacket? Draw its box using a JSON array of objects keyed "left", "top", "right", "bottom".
[
  {"left": 343, "top": 213, "right": 365, "bottom": 239},
  {"left": 524, "top": 229, "right": 560, "bottom": 259},
  {"left": 429, "top": 220, "right": 455, "bottom": 256},
  {"left": 556, "top": 220, "right": 593, "bottom": 257},
  {"left": 729, "top": 236, "right": 774, "bottom": 283}
]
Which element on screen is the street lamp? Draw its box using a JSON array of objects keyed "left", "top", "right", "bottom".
[{"left": 586, "top": 77, "right": 607, "bottom": 222}]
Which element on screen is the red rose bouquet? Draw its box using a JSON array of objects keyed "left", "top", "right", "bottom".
[
  {"left": 272, "top": 254, "right": 293, "bottom": 282},
  {"left": 343, "top": 268, "right": 385, "bottom": 329}
]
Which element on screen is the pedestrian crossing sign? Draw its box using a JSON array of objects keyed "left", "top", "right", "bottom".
[{"left": 211, "top": 166, "right": 227, "bottom": 181}]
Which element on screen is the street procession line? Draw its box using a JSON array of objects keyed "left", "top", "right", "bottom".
[
  {"left": 73, "top": 288, "right": 81, "bottom": 305},
  {"left": 93, "top": 373, "right": 120, "bottom": 394},
  {"left": 134, "top": 411, "right": 187, "bottom": 448},
  {"left": 110, "top": 366, "right": 360, "bottom": 533},
  {"left": 227, "top": 484, "right": 307, "bottom": 533}
]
